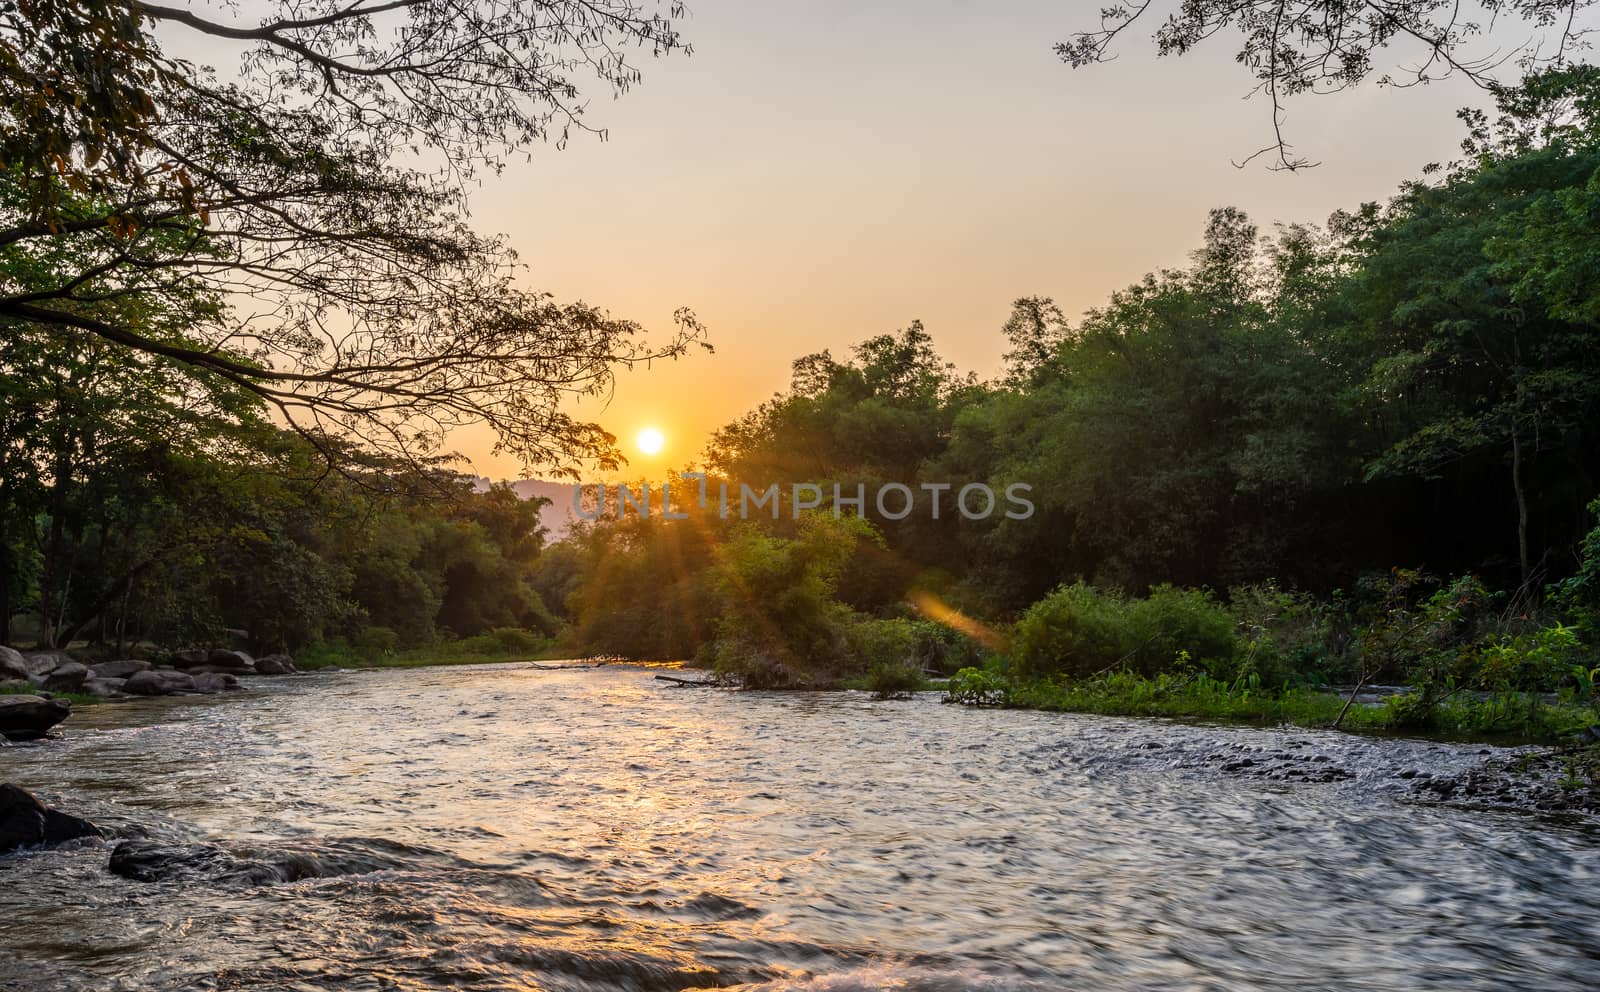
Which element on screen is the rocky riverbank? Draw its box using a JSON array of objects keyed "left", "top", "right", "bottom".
[{"left": 0, "top": 646, "right": 300, "bottom": 741}]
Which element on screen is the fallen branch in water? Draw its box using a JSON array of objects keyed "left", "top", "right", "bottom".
[{"left": 654, "top": 674, "right": 716, "bottom": 688}]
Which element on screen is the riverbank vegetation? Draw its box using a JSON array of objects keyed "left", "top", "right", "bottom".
[
  {"left": 528, "top": 69, "right": 1600, "bottom": 742},
  {"left": 4, "top": 67, "right": 1600, "bottom": 744}
]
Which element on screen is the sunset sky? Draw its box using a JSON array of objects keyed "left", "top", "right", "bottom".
[{"left": 417, "top": 3, "right": 1500, "bottom": 477}]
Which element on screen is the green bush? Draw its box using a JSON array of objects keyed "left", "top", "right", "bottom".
[
  {"left": 1011, "top": 582, "right": 1238, "bottom": 680},
  {"left": 352, "top": 625, "right": 399, "bottom": 659},
  {"left": 1124, "top": 585, "right": 1237, "bottom": 677},
  {"left": 1227, "top": 581, "right": 1325, "bottom": 685},
  {"left": 862, "top": 661, "right": 925, "bottom": 699},
  {"left": 1010, "top": 582, "right": 1131, "bottom": 679}
]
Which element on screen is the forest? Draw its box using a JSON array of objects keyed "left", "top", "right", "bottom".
[{"left": 5, "top": 67, "right": 1600, "bottom": 738}]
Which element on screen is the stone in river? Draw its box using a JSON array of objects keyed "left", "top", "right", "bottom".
[
  {"left": 191, "top": 672, "right": 241, "bottom": 694},
  {"left": 89, "top": 659, "right": 151, "bottom": 680},
  {"left": 123, "top": 669, "right": 199, "bottom": 696},
  {"left": 0, "top": 695, "right": 71, "bottom": 741},
  {"left": 203, "top": 649, "right": 255, "bottom": 673},
  {"left": 254, "top": 654, "right": 298, "bottom": 675},
  {"left": 83, "top": 677, "right": 129, "bottom": 698},
  {"left": 0, "top": 783, "right": 101, "bottom": 853},
  {"left": 42, "top": 661, "right": 89, "bottom": 693}
]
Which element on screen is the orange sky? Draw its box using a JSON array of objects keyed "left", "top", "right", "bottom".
[
  {"left": 456, "top": 1, "right": 1510, "bottom": 480},
  {"left": 181, "top": 2, "right": 1545, "bottom": 480}
]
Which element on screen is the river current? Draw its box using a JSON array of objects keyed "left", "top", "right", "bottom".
[{"left": 0, "top": 663, "right": 1596, "bottom": 991}]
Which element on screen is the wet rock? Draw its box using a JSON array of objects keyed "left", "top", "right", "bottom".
[
  {"left": 0, "top": 695, "right": 71, "bottom": 740},
  {"left": 0, "top": 783, "right": 101, "bottom": 853},
  {"left": 123, "top": 669, "right": 199, "bottom": 696},
  {"left": 89, "top": 659, "right": 151, "bottom": 680},
  {"left": 205, "top": 649, "right": 256, "bottom": 673},
  {"left": 109, "top": 838, "right": 397, "bottom": 886},
  {"left": 83, "top": 677, "right": 128, "bottom": 698},
  {"left": 255, "top": 654, "right": 298, "bottom": 676},
  {"left": 0, "top": 646, "right": 29, "bottom": 682},
  {"left": 41, "top": 661, "right": 89, "bottom": 693},
  {"left": 191, "top": 672, "right": 240, "bottom": 694}
]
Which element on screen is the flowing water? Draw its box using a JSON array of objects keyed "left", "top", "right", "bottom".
[{"left": 0, "top": 663, "right": 1596, "bottom": 991}]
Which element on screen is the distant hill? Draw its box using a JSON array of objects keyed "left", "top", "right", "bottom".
[{"left": 471, "top": 477, "right": 578, "bottom": 542}]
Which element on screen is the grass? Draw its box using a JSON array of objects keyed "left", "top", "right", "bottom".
[
  {"left": 0, "top": 682, "right": 102, "bottom": 706},
  {"left": 296, "top": 635, "right": 571, "bottom": 671},
  {"left": 945, "top": 668, "right": 1600, "bottom": 745}
]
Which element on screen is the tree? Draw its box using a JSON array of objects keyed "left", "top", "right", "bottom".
[
  {"left": 1057, "top": 1, "right": 1597, "bottom": 169},
  {"left": 0, "top": 0, "right": 704, "bottom": 477},
  {"left": 1346, "top": 68, "right": 1600, "bottom": 588}
]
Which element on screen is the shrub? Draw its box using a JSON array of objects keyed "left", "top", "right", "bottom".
[
  {"left": 1227, "top": 581, "right": 1324, "bottom": 685},
  {"left": 862, "top": 661, "right": 925, "bottom": 699},
  {"left": 1010, "top": 583, "right": 1130, "bottom": 679},
  {"left": 1124, "top": 585, "right": 1237, "bottom": 677},
  {"left": 944, "top": 666, "right": 1012, "bottom": 706},
  {"left": 1011, "top": 583, "right": 1239, "bottom": 680},
  {"left": 353, "top": 625, "right": 399, "bottom": 659}
]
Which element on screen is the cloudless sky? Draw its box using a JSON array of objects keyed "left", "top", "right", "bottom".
[{"left": 171, "top": 1, "right": 1549, "bottom": 478}]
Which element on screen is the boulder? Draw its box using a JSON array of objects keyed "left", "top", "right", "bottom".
[
  {"left": 170, "top": 648, "right": 210, "bottom": 668},
  {"left": 83, "top": 677, "right": 128, "bottom": 698},
  {"left": 123, "top": 669, "right": 198, "bottom": 696},
  {"left": 205, "top": 649, "right": 256, "bottom": 672},
  {"left": 42, "top": 661, "right": 89, "bottom": 693},
  {"left": 89, "top": 659, "right": 151, "bottom": 680},
  {"left": 0, "top": 784, "right": 100, "bottom": 853},
  {"left": 254, "top": 654, "right": 298, "bottom": 676},
  {"left": 0, "top": 646, "right": 29, "bottom": 682},
  {"left": 0, "top": 695, "right": 72, "bottom": 740},
  {"left": 191, "top": 672, "right": 240, "bottom": 694},
  {"left": 23, "top": 652, "right": 68, "bottom": 678}
]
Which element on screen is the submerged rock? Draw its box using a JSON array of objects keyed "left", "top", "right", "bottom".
[
  {"left": 0, "top": 783, "right": 101, "bottom": 853},
  {"left": 109, "top": 839, "right": 397, "bottom": 886},
  {"left": 123, "top": 669, "right": 199, "bottom": 697},
  {"left": 89, "top": 659, "right": 151, "bottom": 680},
  {"left": 0, "top": 695, "right": 71, "bottom": 740}
]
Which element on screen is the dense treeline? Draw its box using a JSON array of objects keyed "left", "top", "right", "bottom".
[
  {"left": 538, "top": 69, "right": 1600, "bottom": 729},
  {"left": 5, "top": 70, "right": 1600, "bottom": 734},
  {"left": 0, "top": 323, "right": 558, "bottom": 656}
]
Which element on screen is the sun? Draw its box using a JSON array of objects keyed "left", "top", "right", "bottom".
[{"left": 636, "top": 426, "right": 665, "bottom": 456}]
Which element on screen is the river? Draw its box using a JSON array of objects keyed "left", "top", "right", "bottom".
[{"left": 1, "top": 663, "right": 1596, "bottom": 991}]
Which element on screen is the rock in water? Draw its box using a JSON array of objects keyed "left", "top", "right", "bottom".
[
  {"left": 170, "top": 649, "right": 209, "bottom": 669},
  {"left": 0, "top": 646, "right": 29, "bottom": 682},
  {"left": 191, "top": 672, "right": 240, "bottom": 694},
  {"left": 254, "top": 654, "right": 298, "bottom": 675},
  {"left": 89, "top": 659, "right": 151, "bottom": 680},
  {"left": 0, "top": 695, "right": 71, "bottom": 740},
  {"left": 83, "top": 677, "right": 129, "bottom": 698},
  {"left": 0, "top": 783, "right": 101, "bottom": 852},
  {"left": 123, "top": 670, "right": 199, "bottom": 696},
  {"left": 184, "top": 649, "right": 256, "bottom": 675},
  {"left": 42, "top": 661, "right": 89, "bottom": 693}
]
